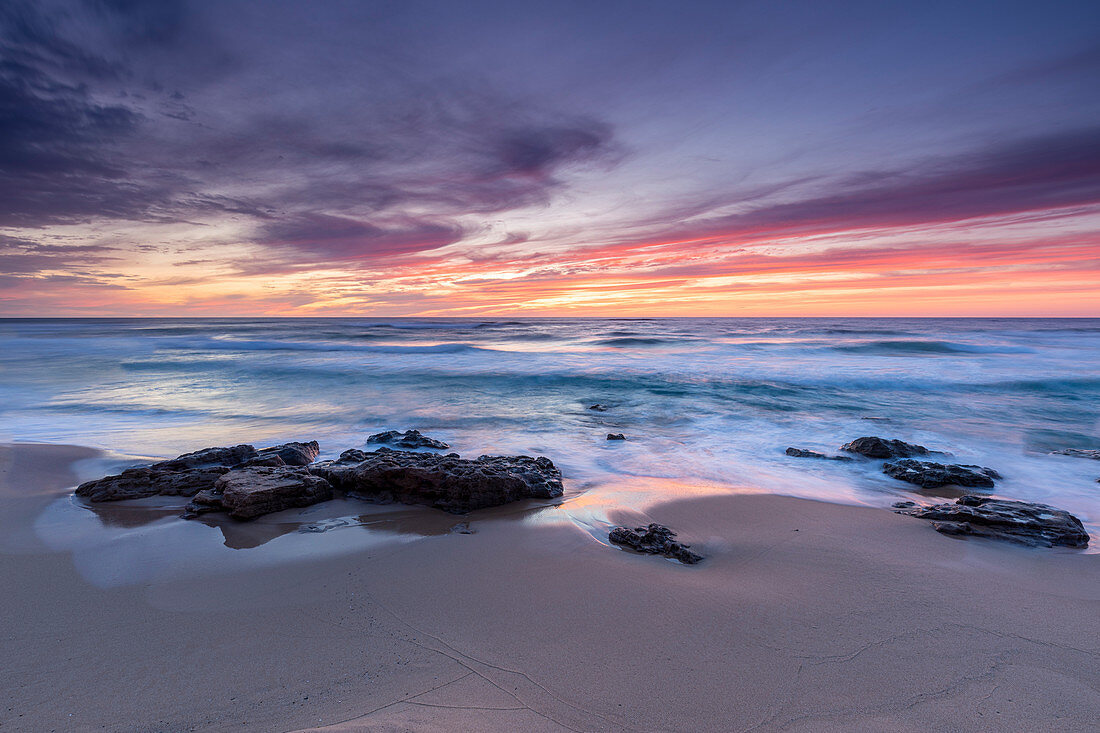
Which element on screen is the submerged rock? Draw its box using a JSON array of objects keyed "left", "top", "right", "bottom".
[
  {"left": 841, "top": 436, "right": 931, "bottom": 459},
  {"left": 588, "top": 403, "right": 610, "bottom": 412},
  {"left": 1051, "top": 449, "right": 1100, "bottom": 460},
  {"left": 311, "top": 447, "right": 563, "bottom": 513},
  {"left": 185, "top": 465, "right": 333, "bottom": 520},
  {"left": 785, "top": 447, "right": 854, "bottom": 461},
  {"left": 367, "top": 430, "right": 450, "bottom": 450},
  {"left": 896, "top": 495, "right": 1089, "bottom": 548},
  {"left": 608, "top": 523, "right": 702, "bottom": 564},
  {"left": 607, "top": 433, "right": 626, "bottom": 441},
  {"left": 883, "top": 459, "right": 1001, "bottom": 489}
]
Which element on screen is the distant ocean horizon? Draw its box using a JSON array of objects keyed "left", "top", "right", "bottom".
[{"left": 3, "top": 316, "right": 1098, "bottom": 536}]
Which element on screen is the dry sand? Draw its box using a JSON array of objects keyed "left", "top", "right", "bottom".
[{"left": 2, "top": 442, "right": 1098, "bottom": 732}]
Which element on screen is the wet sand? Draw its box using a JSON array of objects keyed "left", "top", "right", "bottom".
[{"left": 2, "top": 442, "right": 1099, "bottom": 732}]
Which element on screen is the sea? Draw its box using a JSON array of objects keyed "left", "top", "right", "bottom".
[{"left": 2, "top": 317, "right": 1098, "bottom": 568}]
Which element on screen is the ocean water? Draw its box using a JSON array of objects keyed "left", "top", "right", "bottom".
[{"left": 3, "top": 317, "right": 1099, "bottom": 538}]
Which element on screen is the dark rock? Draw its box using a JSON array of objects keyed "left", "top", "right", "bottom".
[
  {"left": 786, "top": 447, "right": 854, "bottom": 461},
  {"left": 588, "top": 404, "right": 609, "bottom": 411},
  {"left": 449, "top": 522, "right": 475, "bottom": 534},
  {"left": 239, "top": 454, "right": 287, "bottom": 468},
  {"left": 310, "top": 447, "right": 563, "bottom": 513},
  {"left": 367, "top": 430, "right": 450, "bottom": 450},
  {"left": 608, "top": 523, "right": 702, "bottom": 564},
  {"left": 76, "top": 465, "right": 233, "bottom": 502},
  {"left": 184, "top": 466, "right": 333, "bottom": 520},
  {"left": 896, "top": 495, "right": 1089, "bottom": 548},
  {"left": 841, "top": 436, "right": 931, "bottom": 459},
  {"left": 1051, "top": 449, "right": 1100, "bottom": 460},
  {"left": 257, "top": 440, "right": 320, "bottom": 466},
  {"left": 607, "top": 433, "right": 626, "bottom": 441},
  {"left": 892, "top": 500, "right": 917, "bottom": 509},
  {"left": 883, "top": 459, "right": 1001, "bottom": 488},
  {"left": 75, "top": 444, "right": 259, "bottom": 501},
  {"left": 149, "top": 444, "right": 258, "bottom": 471}
]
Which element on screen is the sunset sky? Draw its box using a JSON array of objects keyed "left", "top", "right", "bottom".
[{"left": 1, "top": 0, "right": 1098, "bottom": 317}]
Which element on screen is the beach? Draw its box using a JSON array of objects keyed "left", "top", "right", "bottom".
[{"left": 4, "top": 441, "right": 1098, "bottom": 732}]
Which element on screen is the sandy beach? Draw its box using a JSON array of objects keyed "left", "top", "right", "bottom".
[{"left": 1, "top": 442, "right": 1097, "bottom": 732}]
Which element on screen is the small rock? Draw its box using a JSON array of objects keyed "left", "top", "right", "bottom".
[
  {"left": 449, "top": 522, "right": 476, "bottom": 534},
  {"left": 607, "top": 433, "right": 626, "bottom": 441},
  {"left": 367, "top": 430, "right": 450, "bottom": 450},
  {"left": 588, "top": 404, "right": 609, "bottom": 412},
  {"left": 608, "top": 523, "right": 703, "bottom": 564},
  {"left": 841, "top": 436, "right": 932, "bottom": 459},
  {"left": 785, "top": 447, "right": 854, "bottom": 461},
  {"left": 1051, "top": 449, "right": 1100, "bottom": 460},
  {"left": 883, "top": 459, "right": 1001, "bottom": 488},
  {"left": 896, "top": 495, "right": 1089, "bottom": 548},
  {"left": 892, "top": 500, "right": 917, "bottom": 509}
]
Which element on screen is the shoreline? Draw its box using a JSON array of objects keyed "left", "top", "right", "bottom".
[{"left": 3, "top": 442, "right": 1099, "bottom": 731}]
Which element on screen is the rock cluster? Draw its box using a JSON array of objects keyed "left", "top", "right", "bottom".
[
  {"left": 607, "top": 433, "right": 626, "bottom": 441},
  {"left": 311, "top": 447, "right": 563, "bottom": 514},
  {"left": 882, "top": 459, "right": 1001, "bottom": 489},
  {"left": 77, "top": 438, "right": 562, "bottom": 521},
  {"left": 608, "top": 523, "right": 703, "bottom": 564},
  {"left": 367, "top": 430, "right": 450, "bottom": 450},
  {"left": 896, "top": 496, "right": 1089, "bottom": 548}
]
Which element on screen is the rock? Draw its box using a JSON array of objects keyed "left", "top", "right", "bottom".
[
  {"left": 76, "top": 465, "right": 233, "bottom": 502},
  {"left": 785, "top": 447, "right": 854, "bottom": 461},
  {"left": 608, "top": 523, "right": 702, "bottom": 564},
  {"left": 184, "top": 466, "right": 333, "bottom": 520},
  {"left": 896, "top": 495, "right": 1089, "bottom": 548},
  {"left": 75, "top": 444, "right": 259, "bottom": 501},
  {"left": 367, "top": 430, "right": 450, "bottom": 450},
  {"left": 607, "top": 433, "right": 626, "bottom": 441},
  {"left": 310, "top": 447, "right": 563, "bottom": 514},
  {"left": 74, "top": 442, "right": 321, "bottom": 502},
  {"left": 1051, "top": 449, "right": 1100, "bottom": 460},
  {"left": 257, "top": 440, "right": 320, "bottom": 466},
  {"left": 151, "top": 444, "right": 259, "bottom": 471},
  {"left": 892, "top": 500, "right": 917, "bottom": 509},
  {"left": 883, "top": 459, "right": 1001, "bottom": 489},
  {"left": 588, "top": 404, "right": 609, "bottom": 411},
  {"left": 841, "top": 436, "right": 931, "bottom": 459},
  {"left": 449, "top": 522, "right": 475, "bottom": 534}
]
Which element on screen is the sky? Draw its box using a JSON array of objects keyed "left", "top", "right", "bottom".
[{"left": 1, "top": 0, "right": 1098, "bottom": 317}]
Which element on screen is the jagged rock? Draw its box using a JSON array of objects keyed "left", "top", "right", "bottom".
[
  {"left": 311, "top": 447, "right": 562, "bottom": 513},
  {"left": 76, "top": 465, "right": 233, "bottom": 502},
  {"left": 607, "top": 433, "right": 626, "bottom": 441},
  {"left": 74, "top": 442, "right": 321, "bottom": 502},
  {"left": 184, "top": 466, "right": 333, "bottom": 520},
  {"left": 896, "top": 495, "right": 1089, "bottom": 548},
  {"left": 1051, "top": 449, "right": 1100, "bottom": 460},
  {"left": 75, "top": 444, "right": 259, "bottom": 501},
  {"left": 367, "top": 430, "right": 450, "bottom": 450},
  {"left": 588, "top": 404, "right": 609, "bottom": 411},
  {"left": 608, "top": 523, "right": 702, "bottom": 564},
  {"left": 883, "top": 459, "right": 1001, "bottom": 488},
  {"left": 257, "top": 440, "right": 320, "bottom": 466},
  {"left": 785, "top": 447, "right": 854, "bottom": 461},
  {"left": 841, "top": 436, "right": 931, "bottom": 459}
]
